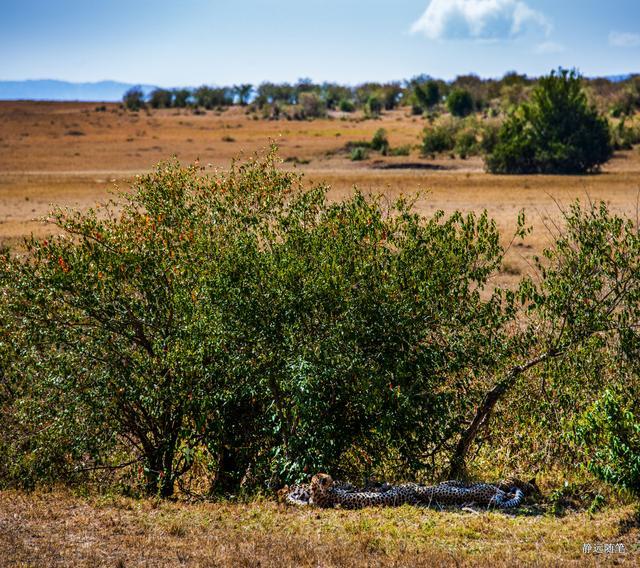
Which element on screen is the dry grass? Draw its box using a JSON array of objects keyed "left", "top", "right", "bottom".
[
  {"left": 2, "top": 102, "right": 640, "bottom": 283},
  {"left": 0, "top": 489, "right": 637, "bottom": 567}
]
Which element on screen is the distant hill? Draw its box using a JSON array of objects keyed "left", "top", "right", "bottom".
[
  {"left": 603, "top": 74, "right": 637, "bottom": 82},
  {"left": 0, "top": 80, "right": 157, "bottom": 102}
]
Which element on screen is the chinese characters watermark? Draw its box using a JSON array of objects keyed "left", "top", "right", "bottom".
[{"left": 582, "top": 543, "right": 626, "bottom": 554}]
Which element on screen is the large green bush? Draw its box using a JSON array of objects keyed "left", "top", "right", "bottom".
[
  {"left": 3, "top": 151, "right": 640, "bottom": 498},
  {"left": 486, "top": 69, "right": 613, "bottom": 174},
  {"left": 0, "top": 150, "right": 522, "bottom": 495}
]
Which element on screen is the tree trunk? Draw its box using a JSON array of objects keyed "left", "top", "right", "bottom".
[
  {"left": 144, "top": 446, "right": 176, "bottom": 497},
  {"left": 448, "top": 351, "right": 553, "bottom": 479}
]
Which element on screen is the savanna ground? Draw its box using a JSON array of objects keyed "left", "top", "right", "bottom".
[{"left": 1, "top": 100, "right": 639, "bottom": 566}]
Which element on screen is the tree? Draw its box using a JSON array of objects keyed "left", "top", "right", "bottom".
[
  {"left": 486, "top": 69, "right": 613, "bottom": 174},
  {"left": 148, "top": 88, "right": 173, "bottom": 109},
  {"left": 194, "top": 86, "right": 233, "bottom": 109},
  {"left": 123, "top": 86, "right": 145, "bottom": 111},
  {"left": 297, "top": 92, "right": 326, "bottom": 119},
  {"left": 233, "top": 84, "right": 253, "bottom": 106},
  {"left": 446, "top": 88, "right": 474, "bottom": 117},
  {"left": 172, "top": 88, "right": 191, "bottom": 108},
  {"left": 365, "top": 95, "right": 382, "bottom": 118},
  {"left": 449, "top": 200, "right": 640, "bottom": 476},
  {"left": 414, "top": 80, "right": 440, "bottom": 109}
]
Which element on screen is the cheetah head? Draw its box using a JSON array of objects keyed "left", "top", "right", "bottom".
[{"left": 310, "top": 473, "right": 334, "bottom": 505}]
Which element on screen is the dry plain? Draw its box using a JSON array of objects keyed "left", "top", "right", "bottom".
[
  {"left": 1, "top": 100, "right": 639, "bottom": 566},
  {"left": 2, "top": 100, "right": 640, "bottom": 288}
]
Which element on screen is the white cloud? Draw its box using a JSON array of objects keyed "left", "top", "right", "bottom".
[
  {"left": 609, "top": 31, "right": 640, "bottom": 48},
  {"left": 411, "top": 0, "right": 551, "bottom": 41},
  {"left": 535, "top": 41, "right": 565, "bottom": 54}
]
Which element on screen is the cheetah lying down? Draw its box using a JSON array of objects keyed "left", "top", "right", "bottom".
[{"left": 283, "top": 473, "right": 538, "bottom": 510}]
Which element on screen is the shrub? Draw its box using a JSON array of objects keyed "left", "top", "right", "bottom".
[
  {"left": 413, "top": 80, "right": 440, "bottom": 111},
  {"left": 370, "top": 128, "right": 389, "bottom": 154},
  {"left": 574, "top": 390, "right": 640, "bottom": 495},
  {"left": 479, "top": 122, "right": 500, "bottom": 155},
  {"left": 298, "top": 92, "right": 326, "bottom": 119},
  {"left": 486, "top": 69, "right": 613, "bottom": 174},
  {"left": 349, "top": 146, "right": 369, "bottom": 161},
  {"left": 454, "top": 129, "right": 478, "bottom": 159},
  {"left": 610, "top": 117, "right": 640, "bottom": 150},
  {"left": 422, "top": 121, "right": 456, "bottom": 155},
  {"left": 446, "top": 89, "right": 474, "bottom": 117},
  {"left": 0, "top": 149, "right": 520, "bottom": 493},
  {"left": 338, "top": 99, "right": 355, "bottom": 112},
  {"left": 365, "top": 95, "right": 382, "bottom": 118},
  {"left": 123, "top": 87, "right": 145, "bottom": 111},
  {"left": 389, "top": 145, "right": 411, "bottom": 157}
]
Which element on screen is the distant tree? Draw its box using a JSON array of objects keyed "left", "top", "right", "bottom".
[
  {"left": 321, "top": 83, "right": 352, "bottom": 110},
  {"left": 298, "top": 92, "right": 326, "bottom": 119},
  {"left": 413, "top": 79, "right": 440, "bottom": 110},
  {"left": 486, "top": 69, "right": 613, "bottom": 174},
  {"left": 370, "top": 128, "right": 389, "bottom": 154},
  {"left": 194, "top": 86, "right": 233, "bottom": 109},
  {"left": 446, "top": 89, "right": 474, "bottom": 117},
  {"left": 380, "top": 83, "right": 403, "bottom": 110},
  {"left": 233, "top": 84, "right": 253, "bottom": 106},
  {"left": 148, "top": 88, "right": 173, "bottom": 109},
  {"left": 123, "top": 86, "right": 145, "bottom": 111},
  {"left": 172, "top": 88, "right": 192, "bottom": 108},
  {"left": 338, "top": 99, "right": 356, "bottom": 112},
  {"left": 365, "top": 95, "right": 383, "bottom": 118},
  {"left": 295, "top": 78, "right": 316, "bottom": 99},
  {"left": 500, "top": 71, "right": 529, "bottom": 87}
]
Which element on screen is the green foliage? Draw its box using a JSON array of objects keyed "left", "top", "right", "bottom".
[
  {"left": 338, "top": 99, "right": 355, "bottom": 113},
  {"left": 148, "top": 88, "right": 173, "bottom": 109},
  {"left": 421, "top": 122, "right": 456, "bottom": 155},
  {"left": 123, "top": 87, "right": 145, "bottom": 111},
  {"left": 454, "top": 129, "right": 478, "bottom": 159},
  {"left": 574, "top": 391, "right": 640, "bottom": 495},
  {"left": 610, "top": 117, "right": 640, "bottom": 150},
  {"left": 413, "top": 80, "right": 440, "bottom": 111},
  {"left": 1, "top": 149, "right": 520, "bottom": 494},
  {"left": 446, "top": 89, "right": 474, "bottom": 117},
  {"left": 194, "top": 85, "right": 233, "bottom": 109},
  {"left": 4, "top": 149, "right": 640, "bottom": 499},
  {"left": 349, "top": 146, "right": 369, "bottom": 161},
  {"left": 233, "top": 84, "right": 253, "bottom": 106},
  {"left": 172, "top": 88, "right": 191, "bottom": 108},
  {"left": 486, "top": 69, "right": 613, "bottom": 174},
  {"left": 365, "top": 96, "right": 382, "bottom": 118},
  {"left": 370, "top": 128, "right": 390, "bottom": 154},
  {"left": 422, "top": 119, "right": 483, "bottom": 158},
  {"left": 389, "top": 145, "right": 411, "bottom": 157}
]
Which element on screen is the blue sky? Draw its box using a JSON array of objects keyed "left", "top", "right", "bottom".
[{"left": 1, "top": 0, "right": 639, "bottom": 85}]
